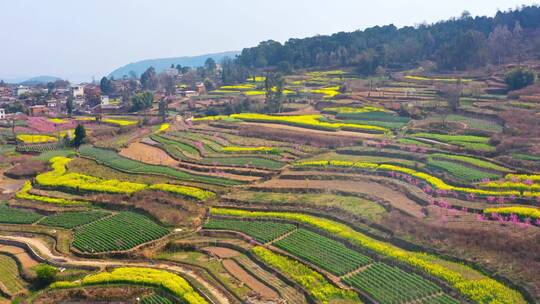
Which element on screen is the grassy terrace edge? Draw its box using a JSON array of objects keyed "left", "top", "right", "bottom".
[{"left": 209, "top": 207, "right": 527, "bottom": 304}]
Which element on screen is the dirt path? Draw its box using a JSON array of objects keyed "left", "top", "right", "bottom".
[
  {"left": 203, "top": 247, "right": 240, "bottom": 259},
  {"left": 252, "top": 178, "right": 425, "bottom": 218},
  {"left": 0, "top": 176, "right": 25, "bottom": 194},
  {"left": 222, "top": 259, "right": 279, "bottom": 300},
  {"left": 0, "top": 235, "right": 231, "bottom": 304},
  {"left": 0, "top": 245, "right": 39, "bottom": 269}
]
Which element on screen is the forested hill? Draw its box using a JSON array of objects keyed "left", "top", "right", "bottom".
[{"left": 236, "top": 5, "right": 540, "bottom": 73}]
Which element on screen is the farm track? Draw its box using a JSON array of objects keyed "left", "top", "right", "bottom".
[
  {"left": 221, "top": 259, "right": 280, "bottom": 300},
  {"left": 0, "top": 235, "right": 232, "bottom": 304},
  {"left": 233, "top": 255, "right": 307, "bottom": 304}
]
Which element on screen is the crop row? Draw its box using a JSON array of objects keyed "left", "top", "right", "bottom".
[
  {"left": 40, "top": 211, "right": 110, "bottom": 229},
  {"left": 16, "top": 134, "right": 58, "bottom": 144},
  {"left": 36, "top": 157, "right": 215, "bottom": 200},
  {"left": 483, "top": 206, "right": 540, "bottom": 220},
  {"left": 0, "top": 203, "right": 43, "bottom": 224},
  {"left": 344, "top": 262, "right": 446, "bottom": 304},
  {"left": 210, "top": 208, "right": 526, "bottom": 304},
  {"left": 16, "top": 181, "right": 87, "bottom": 205},
  {"left": 274, "top": 228, "right": 372, "bottom": 276},
  {"left": 480, "top": 181, "right": 540, "bottom": 192},
  {"left": 252, "top": 246, "right": 359, "bottom": 303},
  {"left": 429, "top": 153, "right": 510, "bottom": 173},
  {"left": 51, "top": 267, "right": 207, "bottom": 304},
  {"left": 410, "top": 133, "right": 494, "bottom": 152},
  {"left": 79, "top": 146, "right": 240, "bottom": 186},
  {"left": 426, "top": 159, "right": 499, "bottom": 182},
  {"left": 203, "top": 218, "right": 295, "bottom": 243},
  {"left": 295, "top": 160, "right": 536, "bottom": 197},
  {"left": 72, "top": 212, "right": 169, "bottom": 253},
  {"left": 153, "top": 134, "right": 285, "bottom": 170},
  {"left": 221, "top": 146, "right": 281, "bottom": 154},
  {"left": 194, "top": 113, "right": 389, "bottom": 133},
  {"left": 141, "top": 294, "right": 174, "bottom": 304}
]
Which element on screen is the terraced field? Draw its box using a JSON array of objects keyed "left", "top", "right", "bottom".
[
  {"left": 0, "top": 253, "right": 25, "bottom": 295},
  {"left": 40, "top": 211, "right": 110, "bottom": 229},
  {"left": 72, "top": 212, "right": 170, "bottom": 253},
  {"left": 0, "top": 204, "right": 43, "bottom": 224},
  {"left": 2, "top": 64, "right": 539, "bottom": 304},
  {"left": 79, "top": 145, "right": 241, "bottom": 186}
]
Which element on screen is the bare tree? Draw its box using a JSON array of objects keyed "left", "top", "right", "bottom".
[
  {"left": 488, "top": 25, "right": 513, "bottom": 65},
  {"left": 437, "top": 80, "right": 463, "bottom": 113}
]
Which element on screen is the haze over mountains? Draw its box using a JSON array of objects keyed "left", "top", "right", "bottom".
[{"left": 108, "top": 51, "right": 239, "bottom": 79}]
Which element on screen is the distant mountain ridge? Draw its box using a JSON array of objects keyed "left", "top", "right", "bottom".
[
  {"left": 108, "top": 51, "right": 239, "bottom": 79},
  {"left": 19, "top": 75, "right": 63, "bottom": 85}
]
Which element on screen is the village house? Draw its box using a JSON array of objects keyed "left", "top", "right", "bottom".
[
  {"left": 101, "top": 95, "right": 110, "bottom": 105},
  {"left": 29, "top": 105, "right": 49, "bottom": 116},
  {"left": 16, "top": 86, "right": 30, "bottom": 96},
  {"left": 0, "top": 108, "right": 5, "bottom": 119},
  {"left": 72, "top": 85, "right": 85, "bottom": 98},
  {"left": 196, "top": 82, "right": 207, "bottom": 95}
]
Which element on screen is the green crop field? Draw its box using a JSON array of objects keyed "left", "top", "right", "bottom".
[
  {"left": 140, "top": 294, "right": 174, "bottom": 304},
  {"left": 274, "top": 228, "right": 372, "bottom": 276},
  {"left": 40, "top": 211, "right": 110, "bottom": 229},
  {"left": 0, "top": 254, "right": 26, "bottom": 294},
  {"left": 203, "top": 218, "right": 296, "bottom": 243},
  {"left": 153, "top": 134, "right": 285, "bottom": 170},
  {"left": 0, "top": 204, "right": 43, "bottom": 224},
  {"left": 72, "top": 212, "right": 170, "bottom": 253},
  {"left": 430, "top": 153, "right": 510, "bottom": 172},
  {"left": 79, "top": 146, "right": 241, "bottom": 186},
  {"left": 427, "top": 159, "right": 500, "bottom": 182},
  {"left": 344, "top": 263, "right": 453, "bottom": 304}
]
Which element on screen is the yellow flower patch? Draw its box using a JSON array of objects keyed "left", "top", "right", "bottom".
[{"left": 51, "top": 267, "right": 207, "bottom": 304}]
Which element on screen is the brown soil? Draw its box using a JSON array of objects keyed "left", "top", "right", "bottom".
[
  {"left": 252, "top": 178, "right": 425, "bottom": 218},
  {"left": 204, "top": 247, "right": 240, "bottom": 258},
  {"left": 120, "top": 141, "right": 179, "bottom": 166},
  {"left": 120, "top": 141, "right": 261, "bottom": 182},
  {"left": 0, "top": 245, "right": 38, "bottom": 269},
  {"left": 222, "top": 259, "right": 279, "bottom": 300},
  {"left": 279, "top": 105, "right": 319, "bottom": 115},
  {"left": 32, "top": 285, "right": 152, "bottom": 304}
]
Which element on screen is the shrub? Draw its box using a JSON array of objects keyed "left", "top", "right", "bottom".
[
  {"left": 35, "top": 264, "right": 58, "bottom": 285},
  {"left": 505, "top": 67, "right": 536, "bottom": 90}
]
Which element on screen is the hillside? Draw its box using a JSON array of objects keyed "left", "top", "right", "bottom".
[
  {"left": 236, "top": 6, "right": 540, "bottom": 73},
  {"left": 20, "top": 75, "right": 62, "bottom": 85},
  {"left": 108, "top": 51, "right": 239, "bottom": 79}
]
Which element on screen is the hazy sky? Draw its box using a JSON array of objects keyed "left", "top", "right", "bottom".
[{"left": 1, "top": 0, "right": 538, "bottom": 82}]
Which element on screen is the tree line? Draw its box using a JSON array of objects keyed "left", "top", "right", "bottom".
[{"left": 233, "top": 6, "right": 540, "bottom": 74}]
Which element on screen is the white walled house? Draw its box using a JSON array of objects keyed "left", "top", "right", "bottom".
[
  {"left": 72, "top": 85, "right": 85, "bottom": 98},
  {"left": 16, "top": 86, "right": 30, "bottom": 96},
  {"left": 0, "top": 108, "right": 5, "bottom": 119},
  {"left": 101, "top": 95, "right": 109, "bottom": 105}
]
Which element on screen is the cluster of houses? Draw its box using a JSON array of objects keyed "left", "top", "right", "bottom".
[{"left": 0, "top": 67, "right": 210, "bottom": 120}]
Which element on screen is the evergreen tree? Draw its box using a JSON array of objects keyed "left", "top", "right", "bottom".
[{"left": 73, "top": 124, "right": 86, "bottom": 147}]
